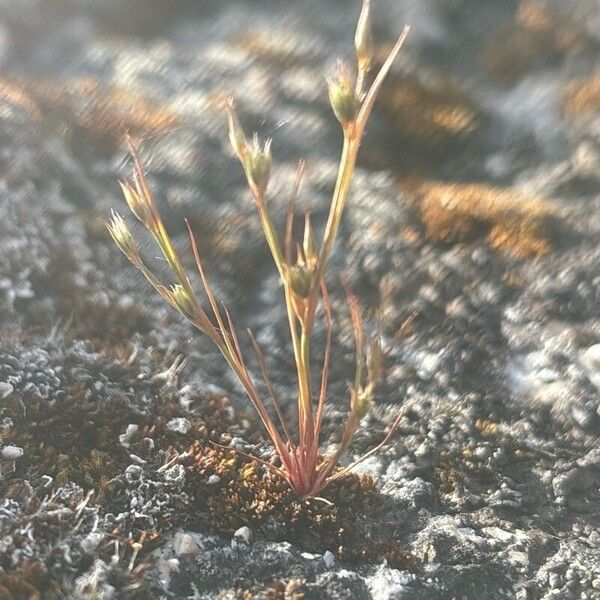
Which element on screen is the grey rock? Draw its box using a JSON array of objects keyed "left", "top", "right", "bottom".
[
  {"left": 0, "top": 382, "right": 14, "bottom": 399},
  {"left": 166, "top": 417, "right": 192, "bottom": 434}
]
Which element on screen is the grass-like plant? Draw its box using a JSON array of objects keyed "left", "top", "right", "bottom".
[{"left": 109, "top": 0, "right": 410, "bottom": 498}]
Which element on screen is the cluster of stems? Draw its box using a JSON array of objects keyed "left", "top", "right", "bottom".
[{"left": 109, "top": 0, "right": 410, "bottom": 497}]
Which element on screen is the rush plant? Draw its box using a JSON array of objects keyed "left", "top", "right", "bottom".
[{"left": 109, "top": 0, "right": 410, "bottom": 497}]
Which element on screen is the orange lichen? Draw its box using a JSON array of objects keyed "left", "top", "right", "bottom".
[
  {"left": 379, "top": 74, "right": 478, "bottom": 148},
  {"left": 0, "top": 79, "right": 42, "bottom": 120},
  {"left": 0, "top": 76, "right": 180, "bottom": 151},
  {"left": 564, "top": 76, "right": 600, "bottom": 117},
  {"left": 483, "top": 1, "right": 587, "bottom": 84},
  {"left": 0, "top": 562, "right": 62, "bottom": 600},
  {"left": 232, "top": 30, "right": 316, "bottom": 67},
  {"left": 411, "top": 181, "right": 557, "bottom": 258}
]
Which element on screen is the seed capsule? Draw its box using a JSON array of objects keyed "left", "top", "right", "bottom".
[
  {"left": 247, "top": 134, "right": 272, "bottom": 195},
  {"left": 289, "top": 263, "right": 314, "bottom": 298},
  {"left": 327, "top": 62, "right": 357, "bottom": 126}
]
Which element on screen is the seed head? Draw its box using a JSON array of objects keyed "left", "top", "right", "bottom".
[
  {"left": 170, "top": 284, "right": 197, "bottom": 318},
  {"left": 107, "top": 210, "right": 138, "bottom": 258},
  {"left": 327, "top": 62, "right": 357, "bottom": 127},
  {"left": 247, "top": 134, "right": 272, "bottom": 195},
  {"left": 120, "top": 180, "right": 155, "bottom": 231},
  {"left": 289, "top": 263, "right": 314, "bottom": 299},
  {"left": 355, "top": 0, "right": 374, "bottom": 73}
]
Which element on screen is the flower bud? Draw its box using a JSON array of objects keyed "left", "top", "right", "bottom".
[
  {"left": 226, "top": 98, "right": 248, "bottom": 159},
  {"left": 247, "top": 134, "right": 272, "bottom": 195},
  {"left": 107, "top": 210, "right": 138, "bottom": 258},
  {"left": 327, "top": 62, "right": 357, "bottom": 126},
  {"left": 170, "top": 284, "right": 197, "bottom": 318},
  {"left": 355, "top": 0, "right": 374, "bottom": 73},
  {"left": 119, "top": 181, "right": 155, "bottom": 231}
]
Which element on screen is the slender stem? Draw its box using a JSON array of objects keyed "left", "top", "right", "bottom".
[
  {"left": 299, "top": 325, "right": 313, "bottom": 452},
  {"left": 316, "top": 133, "right": 355, "bottom": 284}
]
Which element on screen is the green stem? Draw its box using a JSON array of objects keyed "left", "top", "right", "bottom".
[
  {"left": 315, "top": 132, "right": 360, "bottom": 288},
  {"left": 299, "top": 326, "right": 313, "bottom": 451}
]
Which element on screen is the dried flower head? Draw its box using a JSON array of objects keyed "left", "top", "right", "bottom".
[{"left": 107, "top": 210, "right": 138, "bottom": 259}]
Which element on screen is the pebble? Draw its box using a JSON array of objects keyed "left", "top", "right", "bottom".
[
  {"left": 323, "top": 551, "right": 336, "bottom": 568},
  {"left": 0, "top": 382, "right": 14, "bottom": 399},
  {"left": 1, "top": 445, "right": 23, "bottom": 459},
  {"left": 80, "top": 532, "right": 104, "bottom": 555},
  {"left": 164, "top": 464, "right": 186, "bottom": 486},
  {"left": 571, "top": 406, "right": 598, "bottom": 430},
  {"left": 233, "top": 526, "right": 252, "bottom": 544},
  {"left": 173, "top": 532, "right": 201, "bottom": 556},
  {"left": 124, "top": 465, "right": 143, "bottom": 484},
  {"left": 119, "top": 424, "right": 139, "bottom": 448},
  {"left": 166, "top": 417, "right": 192, "bottom": 435}
]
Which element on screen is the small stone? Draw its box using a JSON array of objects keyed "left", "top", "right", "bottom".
[
  {"left": 207, "top": 474, "right": 221, "bottom": 485},
  {"left": 414, "top": 442, "right": 439, "bottom": 468},
  {"left": 0, "top": 382, "right": 14, "bottom": 399},
  {"left": 1, "top": 445, "right": 23, "bottom": 460},
  {"left": 571, "top": 406, "right": 598, "bottom": 430},
  {"left": 124, "top": 464, "right": 143, "bottom": 484},
  {"left": 81, "top": 532, "right": 104, "bottom": 555},
  {"left": 474, "top": 446, "right": 491, "bottom": 461},
  {"left": 548, "top": 573, "right": 562, "bottom": 589},
  {"left": 323, "top": 550, "right": 335, "bottom": 568},
  {"left": 233, "top": 526, "right": 252, "bottom": 544},
  {"left": 119, "top": 424, "right": 139, "bottom": 448},
  {"left": 164, "top": 464, "right": 186, "bottom": 486},
  {"left": 166, "top": 417, "right": 192, "bottom": 434},
  {"left": 173, "top": 532, "right": 201, "bottom": 556},
  {"left": 580, "top": 344, "right": 600, "bottom": 389}
]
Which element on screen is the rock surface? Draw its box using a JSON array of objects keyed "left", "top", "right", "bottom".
[{"left": 0, "top": 0, "right": 599, "bottom": 598}]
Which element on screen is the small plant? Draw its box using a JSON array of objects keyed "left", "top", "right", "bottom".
[{"left": 109, "top": 0, "right": 410, "bottom": 497}]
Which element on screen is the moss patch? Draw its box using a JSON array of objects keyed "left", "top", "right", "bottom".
[
  {"left": 185, "top": 441, "right": 415, "bottom": 568},
  {"left": 0, "top": 562, "right": 63, "bottom": 600}
]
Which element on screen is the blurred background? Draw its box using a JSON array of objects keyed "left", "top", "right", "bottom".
[{"left": 1, "top": 0, "right": 598, "bottom": 400}]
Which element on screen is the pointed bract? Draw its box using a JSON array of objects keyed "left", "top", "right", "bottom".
[{"left": 355, "top": 0, "right": 374, "bottom": 72}]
